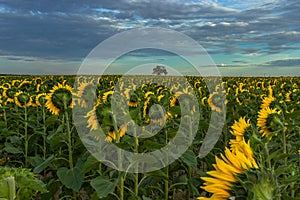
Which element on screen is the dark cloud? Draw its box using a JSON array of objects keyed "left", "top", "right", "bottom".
[
  {"left": 0, "top": 0, "right": 299, "bottom": 68},
  {"left": 264, "top": 59, "right": 300, "bottom": 67}
]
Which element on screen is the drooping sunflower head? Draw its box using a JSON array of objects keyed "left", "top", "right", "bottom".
[
  {"left": 14, "top": 91, "right": 32, "bottom": 108},
  {"left": 105, "top": 124, "right": 127, "bottom": 142},
  {"left": 0, "top": 86, "right": 6, "bottom": 97},
  {"left": 12, "top": 80, "right": 21, "bottom": 87},
  {"left": 208, "top": 91, "right": 226, "bottom": 113},
  {"left": 285, "top": 89, "right": 300, "bottom": 104},
  {"left": 102, "top": 90, "right": 114, "bottom": 103},
  {"left": 34, "top": 77, "right": 43, "bottom": 85},
  {"left": 85, "top": 97, "right": 105, "bottom": 132},
  {"left": 199, "top": 147, "right": 258, "bottom": 200},
  {"left": 261, "top": 95, "right": 276, "bottom": 109},
  {"left": 45, "top": 83, "right": 73, "bottom": 115},
  {"left": 235, "top": 89, "right": 250, "bottom": 105},
  {"left": 2, "top": 83, "right": 11, "bottom": 89},
  {"left": 229, "top": 117, "right": 251, "bottom": 145},
  {"left": 18, "top": 80, "right": 32, "bottom": 91},
  {"left": 76, "top": 81, "right": 96, "bottom": 108},
  {"left": 35, "top": 93, "right": 47, "bottom": 107},
  {"left": 257, "top": 107, "right": 282, "bottom": 137},
  {"left": 128, "top": 93, "right": 138, "bottom": 107},
  {"left": 144, "top": 91, "right": 155, "bottom": 99}
]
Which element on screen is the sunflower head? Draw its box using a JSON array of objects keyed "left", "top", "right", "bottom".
[
  {"left": 261, "top": 95, "right": 276, "bottom": 109},
  {"left": 12, "top": 80, "right": 21, "bottom": 87},
  {"left": 18, "top": 80, "right": 32, "bottom": 91},
  {"left": 102, "top": 90, "right": 114, "bottom": 103},
  {"left": 208, "top": 91, "right": 226, "bottom": 113},
  {"left": 36, "top": 93, "right": 47, "bottom": 107},
  {"left": 199, "top": 147, "right": 258, "bottom": 200},
  {"left": 2, "top": 83, "right": 11, "bottom": 89},
  {"left": 14, "top": 91, "right": 32, "bottom": 107},
  {"left": 257, "top": 107, "right": 282, "bottom": 137},
  {"left": 76, "top": 81, "right": 96, "bottom": 108},
  {"left": 285, "top": 89, "right": 300, "bottom": 103},
  {"left": 45, "top": 83, "right": 73, "bottom": 115},
  {"left": 34, "top": 77, "right": 43, "bottom": 85},
  {"left": 4, "top": 88, "right": 16, "bottom": 99},
  {"left": 230, "top": 117, "right": 251, "bottom": 146},
  {"left": 128, "top": 93, "right": 138, "bottom": 107}
]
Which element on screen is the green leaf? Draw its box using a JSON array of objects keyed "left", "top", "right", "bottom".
[
  {"left": 284, "top": 174, "right": 300, "bottom": 184},
  {"left": 4, "top": 142, "right": 22, "bottom": 154},
  {"left": 90, "top": 175, "right": 117, "bottom": 198},
  {"left": 146, "top": 170, "right": 168, "bottom": 181},
  {"left": 33, "top": 155, "right": 55, "bottom": 174},
  {"left": 142, "top": 196, "right": 153, "bottom": 200},
  {"left": 82, "top": 155, "right": 99, "bottom": 174},
  {"left": 266, "top": 149, "right": 281, "bottom": 163},
  {"left": 57, "top": 167, "right": 84, "bottom": 192},
  {"left": 187, "top": 178, "right": 200, "bottom": 195},
  {"left": 0, "top": 179, "right": 9, "bottom": 199},
  {"left": 180, "top": 149, "right": 197, "bottom": 168},
  {"left": 28, "top": 155, "right": 43, "bottom": 168}
]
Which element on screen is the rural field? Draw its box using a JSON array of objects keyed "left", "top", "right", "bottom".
[{"left": 0, "top": 75, "right": 299, "bottom": 200}]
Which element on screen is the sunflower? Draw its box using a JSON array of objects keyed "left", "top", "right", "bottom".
[
  {"left": 2, "top": 83, "right": 11, "bottom": 89},
  {"left": 235, "top": 89, "right": 250, "bottom": 105},
  {"left": 208, "top": 91, "right": 226, "bottom": 113},
  {"left": 0, "top": 86, "right": 6, "bottom": 96},
  {"left": 45, "top": 83, "right": 73, "bottom": 115},
  {"left": 106, "top": 124, "right": 127, "bottom": 142},
  {"left": 102, "top": 90, "right": 114, "bottom": 103},
  {"left": 144, "top": 91, "right": 154, "bottom": 99},
  {"left": 261, "top": 95, "right": 275, "bottom": 109},
  {"left": 157, "top": 94, "right": 164, "bottom": 102},
  {"left": 128, "top": 93, "right": 138, "bottom": 107},
  {"left": 85, "top": 96, "right": 105, "bottom": 131},
  {"left": 229, "top": 117, "right": 251, "bottom": 149},
  {"left": 257, "top": 107, "right": 281, "bottom": 137},
  {"left": 76, "top": 81, "right": 96, "bottom": 108},
  {"left": 143, "top": 97, "right": 151, "bottom": 118},
  {"left": 198, "top": 147, "right": 258, "bottom": 200},
  {"left": 14, "top": 91, "right": 32, "bottom": 107},
  {"left": 18, "top": 80, "right": 32, "bottom": 91},
  {"left": 35, "top": 93, "right": 47, "bottom": 107},
  {"left": 285, "top": 89, "right": 299, "bottom": 104},
  {"left": 12, "top": 80, "right": 21, "bottom": 87}
]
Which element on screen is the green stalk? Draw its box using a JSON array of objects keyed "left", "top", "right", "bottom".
[
  {"left": 164, "top": 128, "right": 169, "bottom": 200},
  {"left": 64, "top": 108, "right": 73, "bottom": 169},
  {"left": 282, "top": 127, "right": 287, "bottom": 166},
  {"left": 264, "top": 143, "right": 272, "bottom": 171},
  {"left": 6, "top": 176, "right": 16, "bottom": 200},
  {"left": 42, "top": 104, "right": 47, "bottom": 177},
  {"left": 3, "top": 106, "right": 7, "bottom": 128},
  {"left": 187, "top": 115, "right": 193, "bottom": 199},
  {"left": 24, "top": 106, "right": 28, "bottom": 168},
  {"left": 134, "top": 126, "right": 139, "bottom": 197},
  {"left": 63, "top": 102, "right": 76, "bottom": 200},
  {"left": 112, "top": 115, "right": 124, "bottom": 200},
  {"left": 187, "top": 166, "right": 191, "bottom": 199}
]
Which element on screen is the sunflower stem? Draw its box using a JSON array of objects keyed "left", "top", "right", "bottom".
[
  {"left": 2, "top": 106, "right": 7, "bottom": 128},
  {"left": 134, "top": 126, "right": 139, "bottom": 197},
  {"left": 24, "top": 106, "right": 28, "bottom": 168},
  {"left": 164, "top": 127, "right": 169, "bottom": 200},
  {"left": 42, "top": 104, "right": 47, "bottom": 177},
  {"left": 112, "top": 114, "right": 124, "bottom": 200},
  {"left": 264, "top": 142, "right": 272, "bottom": 171},
  {"left": 64, "top": 103, "right": 76, "bottom": 200}
]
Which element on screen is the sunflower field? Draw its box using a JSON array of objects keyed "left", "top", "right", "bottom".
[{"left": 0, "top": 75, "right": 299, "bottom": 200}]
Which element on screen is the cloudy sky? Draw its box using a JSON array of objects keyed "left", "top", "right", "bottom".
[{"left": 0, "top": 0, "right": 300, "bottom": 76}]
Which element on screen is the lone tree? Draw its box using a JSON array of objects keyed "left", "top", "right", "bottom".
[{"left": 152, "top": 65, "right": 168, "bottom": 75}]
